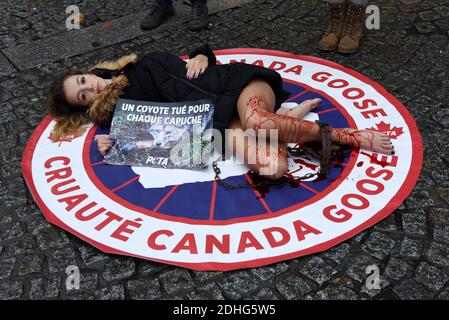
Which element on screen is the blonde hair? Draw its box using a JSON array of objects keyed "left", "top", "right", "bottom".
[
  {"left": 47, "top": 71, "right": 91, "bottom": 140},
  {"left": 47, "top": 53, "right": 137, "bottom": 140}
]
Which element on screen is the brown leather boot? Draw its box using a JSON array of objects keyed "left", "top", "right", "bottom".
[
  {"left": 337, "top": 2, "right": 366, "bottom": 54},
  {"left": 319, "top": 2, "right": 348, "bottom": 52}
]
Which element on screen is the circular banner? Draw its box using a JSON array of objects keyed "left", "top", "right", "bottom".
[{"left": 22, "top": 49, "right": 422, "bottom": 271}]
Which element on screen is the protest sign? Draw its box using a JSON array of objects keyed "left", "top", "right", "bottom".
[{"left": 104, "top": 98, "right": 215, "bottom": 169}]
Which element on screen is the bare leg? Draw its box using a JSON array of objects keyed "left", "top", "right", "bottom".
[
  {"left": 236, "top": 79, "right": 321, "bottom": 144},
  {"left": 226, "top": 117, "right": 288, "bottom": 179},
  {"left": 236, "top": 79, "right": 395, "bottom": 155}
]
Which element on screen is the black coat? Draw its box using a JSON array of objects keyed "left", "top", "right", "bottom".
[{"left": 118, "top": 44, "right": 291, "bottom": 138}]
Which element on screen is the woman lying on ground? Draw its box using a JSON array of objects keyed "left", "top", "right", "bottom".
[{"left": 48, "top": 44, "right": 394, "bottom": 179}]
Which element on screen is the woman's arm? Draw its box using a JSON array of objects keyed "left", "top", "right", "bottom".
[
  {"left": 188, "top": 43, "right": 216, "bottom": 65},
  {"left": 185, "top": 54, "right": 208, "bottom": 79},
  {"left": 94, "top": 135, "right": 113, "bottom": 156},
  {"left": 186, "top": 43, "right": 216, "bottom": 79}
]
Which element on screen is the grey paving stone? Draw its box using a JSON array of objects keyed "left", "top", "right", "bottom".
[
  {"left": 95, "top": 285, "right": 125, "bottom": 300},
  {"left": 437, "top": 287, "right": 449, "bottom": 300},
  {"left": 405, "top": 186, "right": 435, "bottom": 208},
  {"left": 0, "top": 53, "right": 15, "bottom": 76},
  {"left": 322, "top": 243, "right": 350, "bottom": 264},
  {"left": 328, "top": 275, "right": 356, "bottom": 289},
  {"left": 101, "top": 258, "right": 136, "bottom": 282},
  {"left": 433, "top": 224, "right": 449, "bottom": 243},
  {"left": 0, "top": 258, "right": 16, "bottom": 280},
  {"left": 1, "top": 77, "right": 26, "bottom": 90},
  {"left": 251, "top": 262, "right": 289, "bottom": 281},
  {"left": 316, "top": 285, "right": 359, "bottom": 300},
  {"left": 65, "top": 293, "right": 96, "bottom": 300},
  {"left": 400, "top": 0, "right": 421, "bottom": 5},
  {"left": 127, "top": 278, "right": 162, "bottom": 300},
  {"left": 435, "top": 18, "right": 449, "bottom": 30},
  {"left": 299, "top": 257, "right": 337, "bottom": 286},
  {"left": 191, "top": 271, "right": 223, "bottom": 283},
  {"left": 77, "top": 272, "right": 98, "bottom": 293},
  {"left": 429, "top": 208, "right": 449, "bottom": 225},
  {"left": 276, "top": 275, "right": 311, "bottom": 299},
  {"left": 35, "top": 227, "right": 71, "bottom": 251},
  {"left": 402, "top": 212, "right": 428, "bottom": 236},
  {"left": 48, "top": 248, "right": 78, "bottom": 274},
  {"left": 217, "top": 271, "right": 260, "bottom": 299},
  {"left": 361, "top": 232, "right": 396, "bottom": 260},
  {"left": 384, "top": 257, "right": 411, "bottom": 281},
  {"left": 351, "top": 231, "right": 368, "bottom": 243},
  {"left": 393, "top": 279, "right": 433, "bottom": 300},
  {"left": 30, "top": 219, "right": 53, "bottom": 236},
  {"left": 4, "top": 235, "right": 35, "bottom": 256},
  {"left": 414, "top": 261, "right": 449, "bottom": 291},
  {"left": 0, "top": 222, "right": 24, "bottom": 242},
  {"left": 18, "top": 255, "right": 43, "bottom": 276},
  {"left": 187, "top": 282, "right": 225, "bottom": 300},
  {"left": 159, "top": 268, "right": 195, "bottom": 295},
  {"left": 399, "top": 237, "right": 425, "bottom": 258},
  {"left": 78, "top": 245, "right": 109, "bottom": 266},
  {"left": 345, "top": 254, "right": 378, "bottom": 283},
  {"left": 247, "top": 288, "right": 279, "bottom": 300},
  {"left": 418, "top": 10, "right": 440, "bottom": 21},
  {"left": 437, "top": 187, "right": 449, "bottom": 205},
  {"left": 0, "top": 212, "right": 12, "bottom": 224},
  {"left": 0, "top": 281, "right": 23, "bottom": 300},
  {"left": 137, "top": 261, "right": 166, "bottom": 276},
  {"left": 425, "top": 241, "right": 449, "bottom": 267},
  {"left": 0, "top": 180, "right": 27, "bottom": 208},
  {"left": 373, "top": 215, "right": 398, "bottom": 232},
  {"left": 30, "top": 276, "right": 61, "bottom": 299}
]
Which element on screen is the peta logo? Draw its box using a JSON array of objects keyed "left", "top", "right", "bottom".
[{"left": 367, "top": 121, "right": 404, "bottom": 139}]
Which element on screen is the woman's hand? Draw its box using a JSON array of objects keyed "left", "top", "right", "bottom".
[
  {"left": 185, "top": 54, "right": 208, "bottom": 80},
  {"left": 94, "top": 134, "right": 113, "bottom": 156}
]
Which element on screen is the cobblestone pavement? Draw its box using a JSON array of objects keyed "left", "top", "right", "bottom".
[{"left": 1, "top": 0, "right": 449, "bottom": 300}]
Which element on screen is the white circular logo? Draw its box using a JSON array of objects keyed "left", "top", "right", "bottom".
[{"left": 22, "top": 49, "right": 423, "bottom": 270}]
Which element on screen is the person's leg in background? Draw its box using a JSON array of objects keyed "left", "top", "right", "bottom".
[
  {"left": 319, "top": 0, "right": 349, "bottom": 52},
  {"left": 141, "top": 0, "right": 175, "bottom": 30},
  {"left": 189, "top": 0, "right": 209, "bottom": 31},
  {"left": 338, "top": 0, "right": 368, "bottom": 53}
]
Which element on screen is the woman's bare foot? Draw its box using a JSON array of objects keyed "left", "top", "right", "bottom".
[
  {"left": 330, "top": 127, "right": 395, "bottom": 155},
  {"left": 298, "top": 98, "right": 320, "bottom": 116},
  {"left": 276, "top": 98, "right": 321, "bottom": 120}
]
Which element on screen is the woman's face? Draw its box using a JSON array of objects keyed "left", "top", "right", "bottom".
[{"left": 64, "top": 74, "right": 111, "bottom": 108}]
